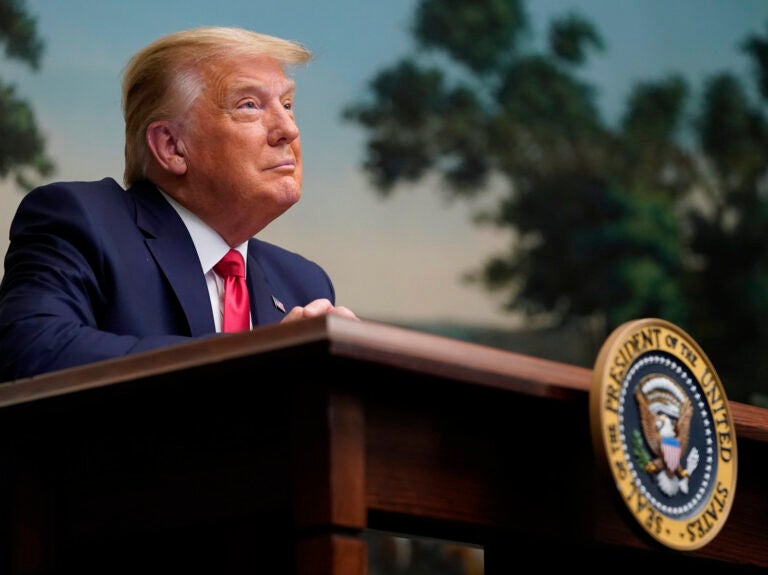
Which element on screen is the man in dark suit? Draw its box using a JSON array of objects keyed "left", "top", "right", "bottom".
[{"left": 0, "top": 26, "right": 357, "bottom": 382}]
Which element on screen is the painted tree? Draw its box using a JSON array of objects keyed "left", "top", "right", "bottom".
[
  {"left": 0, "top": 0, "right": 54, "bottom": 190},
  {"left": 343, "top": 0, "right": 768, "bottom": 404}
]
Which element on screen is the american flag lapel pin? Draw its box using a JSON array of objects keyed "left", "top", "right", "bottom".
[{"left": 271, "top": 295, "right": 286, "bottom": 313}]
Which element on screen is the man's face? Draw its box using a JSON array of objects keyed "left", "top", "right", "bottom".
[{"left": 180, "top": 55, "right": 303, "bottom": 235}]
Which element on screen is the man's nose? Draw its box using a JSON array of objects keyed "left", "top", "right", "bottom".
[{"left": 267, "top": 106, "right": 299, "bottom": 146}]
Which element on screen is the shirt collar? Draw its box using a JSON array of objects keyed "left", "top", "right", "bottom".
[{"left": 159, "top": 189, "right": 248, "bottom": 275}]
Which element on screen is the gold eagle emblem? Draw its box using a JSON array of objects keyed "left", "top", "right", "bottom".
[{"left": 635, "top": 374, "right": 699, "bottom": 496}]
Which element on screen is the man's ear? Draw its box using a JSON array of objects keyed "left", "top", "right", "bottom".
[{"left": 146, "top": 121, "right": 187, "bottom": 175}]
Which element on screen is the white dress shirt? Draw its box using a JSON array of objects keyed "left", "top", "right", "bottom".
[{"left": 159, "top": 190, "right": 250, "bottom": 332}]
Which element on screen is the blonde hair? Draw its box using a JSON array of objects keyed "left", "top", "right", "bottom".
[{"left": 121, "top": 26, "right": 312, "bottom": 187}]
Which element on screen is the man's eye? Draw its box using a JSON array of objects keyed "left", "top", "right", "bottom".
[
  {"left": 239, "top": 101, "right": 258, "bottom": 110},
  {"left": 283, "top": 102, "right": 293, "bottom": 111}
]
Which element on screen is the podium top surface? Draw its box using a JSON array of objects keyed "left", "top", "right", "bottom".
[{"left": 0, "top": 315, "right": 765, "bottom": 441}]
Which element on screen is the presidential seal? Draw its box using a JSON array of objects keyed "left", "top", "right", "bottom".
[{"left": 590, "top": 318, "right": 737, "bottom": 551}]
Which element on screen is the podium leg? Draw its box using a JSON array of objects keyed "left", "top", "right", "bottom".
[
  {"left": 297, "top": 534, "right": 367, "bottom": 575},
  {"left": 292, "top": 387, "right": 367, "bottom": 575}
]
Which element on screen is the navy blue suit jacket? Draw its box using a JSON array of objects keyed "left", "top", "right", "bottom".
[{"left": 0, "top": 178, "right": 337, "bottom": 381}]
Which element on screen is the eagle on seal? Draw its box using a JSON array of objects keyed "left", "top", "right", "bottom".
[{"left": 635, "top": 374, "right": 698, "bottom": 495}]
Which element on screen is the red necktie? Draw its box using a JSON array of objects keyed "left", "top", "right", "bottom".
[{"left": 214, "top": 249, "right": 250, "bottom": 332}]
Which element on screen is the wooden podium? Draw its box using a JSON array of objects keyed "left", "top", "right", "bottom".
[{"left": 0, "top": 316, "right": 765, "bottom": 573}]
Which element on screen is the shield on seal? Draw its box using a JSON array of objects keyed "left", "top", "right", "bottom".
[{"left": 661, "top": 436, "right": 681, "bottom": 471}]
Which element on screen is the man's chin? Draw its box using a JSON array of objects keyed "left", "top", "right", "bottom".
[{"left": 278, "top": 182, "right": 301, "bottom": 206}]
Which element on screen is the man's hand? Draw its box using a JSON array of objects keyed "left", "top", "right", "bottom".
[{"left": 280, "top": 298, "right": 358, "bottom": 322}]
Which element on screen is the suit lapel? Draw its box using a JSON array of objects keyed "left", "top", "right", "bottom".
[
  {"left": 132, "top": 182, "right": 216, "bottom": 335},
  {"left": 246, "top": 239, "right": 286, "bottom": 325}
]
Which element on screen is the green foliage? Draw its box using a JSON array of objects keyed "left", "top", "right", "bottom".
[
  {"left": 0, "top": 83, "right": 53, "bottom": 187},
  {"left": 413, "top": 0, "right": 528, "bottom": 74},
  {"left": 622, "top": 76, "right": 688, "bottom": 140},
  {"left": 0, "top": 0, "right": 43, "bottom": 69},
  {"left": 632, "top": 429, "right": 650, "bottom": 469},
  {"left": 548, "top": 12, "right": 605, "bottom": 65},
  {"left": 342, "top": 59, "right": 446, "bottom": 192},
  {"left": 742, "top": 23, "right": 768, "bottom": 101},
  {"left": 343, "top": 0, "right": 768, "bottom": 403},
  {"left": 698, "top": 73, "right": 766, "bottom": 179},
  {"left": 617, "top": 75, "right": 695, "bottom": 200},
  {"left": 0, "top": 0, "right": 54, "bottom": 190}
]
